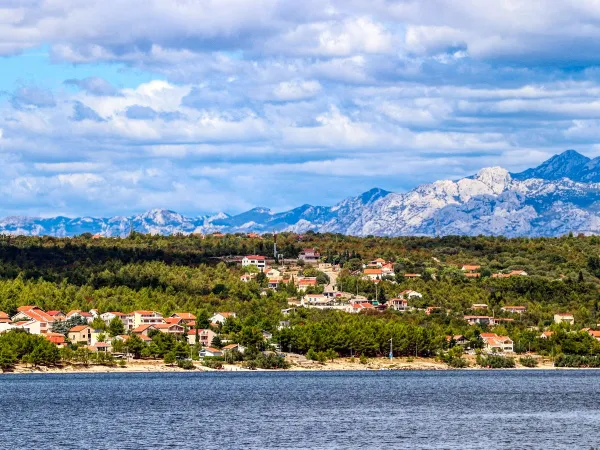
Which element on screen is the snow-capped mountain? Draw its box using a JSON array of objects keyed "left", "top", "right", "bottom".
[{"left": 6, "top": 150, "right": 600, "bottom": 237}]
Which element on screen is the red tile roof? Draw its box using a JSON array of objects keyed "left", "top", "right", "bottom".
[{"left": 69, "top": 325, "right": 89, "bottom": 332}]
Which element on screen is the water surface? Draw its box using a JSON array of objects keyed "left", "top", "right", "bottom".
[{"left": 1, "top": 370, "right": 598, "bottom": 449}]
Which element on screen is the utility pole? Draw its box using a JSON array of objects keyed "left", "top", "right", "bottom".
[{"left": 389, "top": 338, "right": 393, "bottom": 360}]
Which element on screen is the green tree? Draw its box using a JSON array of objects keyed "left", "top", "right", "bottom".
[{"left": 108, "top": 317, "right": 126, "bottom": 337}]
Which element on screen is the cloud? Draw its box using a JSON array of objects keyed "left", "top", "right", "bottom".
[
  {"left": 64, "top": 77, "right": 120, "bottom": 96},
  {"left": 125, "top": 105, "right": 158, "bottom": 120},
  {"left": 71, "top": 101, "right": 104, "bottom": 122},
  {"left": 11, "top": 87, "right": 56, "bottom": 110}
]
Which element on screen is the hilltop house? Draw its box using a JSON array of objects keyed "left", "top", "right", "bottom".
[
  {"left": 461, "top": 265, "right": 481, "bottom": 273},
  {"left": 299, "top": 248, "right": 320, "bottom": 263},
  {"left": 210, "top": 312, "right": 236, "bottom": 325},
  {"left": 242, "top": 255, "right": 266, "bottom": 272},
  {"left": 298, "top": 278, "right": 318, "bottom": 292},
  {"left": 388, "top": 298, "right": 409, "bottom": 311},
  {"left": 501, "top": 306, "right": 527, "bottom": 314},
  {"left": 464, "top": 315, "right": 495, "bottom": 326},
  {"left": 554, "top": 313, "right": 575, "bottom": 325},
  {"left": 363, "top": 268, "right": 382, "bottom": 281}
]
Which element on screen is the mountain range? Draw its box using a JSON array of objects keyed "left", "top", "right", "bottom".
[{"left": 5, "top": 150, "right": 600, "bottom": 238}]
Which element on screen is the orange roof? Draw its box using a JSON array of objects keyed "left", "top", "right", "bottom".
[
  {"left": 465, "top": 273, "right": 481, "bottom": 278},
  {"left": 69, "top": 325, "right": 89, "bottom": 332},
  {"left": 222, "top": 344, "right": 239, "bottom": 350},
  {"left": 404, "top": 273, "right": 421, "bottom": 277},
  {"left": 0, "top": 311, "right": 9, "bottom": 319},
  {"left": 17, "top": 305, "right": 38, "bottom": 312},
  {"left": 462, "top": 265, "right": 481, "bottom": 271},
  {"left": 187, "top": 328, "right": 211, "bottom": 335},
  {"left": 299, "top": 279, "right": 317, "bottom": 285},
  {"left": 133, "top": 310, "right": 157, "bottom": 315},
  {"left": 589, "top": 330, "right": 600, "bottom": 338},
  {"left": 19, "top": 309, "right": 55, "bottom": 323},
  {"left": 171, "top": 312, "right": 196, "bottom": 320},
  {"left": 205, "top": 347, "right": 222, "bottom": 353},
  {"left": 245, "top": 255, "right": 265, "bottom": 260},
  {"left": 363, "top": 269, "right": 382, "bottom": 275},
  {"left": 165, "top": 317, "right": 182, "bottom": 325},
  {"left": 133, "top": 324, "right": 155, "bottom": 333}
]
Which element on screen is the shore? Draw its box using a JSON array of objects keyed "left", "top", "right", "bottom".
[{"left": 0, "top": 355, "right": 573, "bottom": 374}]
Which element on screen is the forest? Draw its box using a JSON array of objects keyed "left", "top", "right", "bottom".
[{"left": 1, "top": 232, "right": 600, "bottom": 367}]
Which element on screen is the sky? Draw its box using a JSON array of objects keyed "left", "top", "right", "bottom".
[{"left": 3, "top": 1, "right": 600, "bottom": 217}]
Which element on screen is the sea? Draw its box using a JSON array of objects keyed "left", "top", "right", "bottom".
[{"left": 0, "top": 370, "right": 599, "bottom": 449}]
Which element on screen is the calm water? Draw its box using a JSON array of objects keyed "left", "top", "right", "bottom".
[{"left": 1, "top": 370, "right": 599, "bottom": 449}]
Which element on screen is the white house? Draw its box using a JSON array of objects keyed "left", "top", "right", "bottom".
[
  {"left": 242, "top": 255, "right": 266, "bottom": 271},
  {"left": 210, "top": 312, "right": 236, "bottom": 324},
  {"left": 480, "top": 333, "right": 513, "bottom": 353},
  {"left": 132, "top": 311, "right": 164, "bottom": 329},
  {"left": 399, "top": 290, "right": 422, "bottom": 299},
  {"left": 299, "top": 248, "right": 320, "bottom": 263},
  {"left": 554, "top": 313, "right": 575, "bottom": 325},
  {"left": 464, "top": 315, "right": 495, "bottom": 326},
  {"left": 388, "top": 298, "right": 409, "bottom": 311}
]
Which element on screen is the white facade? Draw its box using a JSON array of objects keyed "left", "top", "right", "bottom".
[{"left": 242, "top": 256, "right": 266, "bottom": 271}]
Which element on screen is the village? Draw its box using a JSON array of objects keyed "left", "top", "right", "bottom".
[{"left": 1, "top": 245, "right": 598, "bottom": 371}]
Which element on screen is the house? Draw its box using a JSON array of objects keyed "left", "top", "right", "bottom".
[
  {"left": 46, "top": 310, "right": 66, "bottom": 321},
  {"left": 554, "top": 313, "right": 575, "bottom": 325},
  {"left": 153, "top": 323, "right": 185, "bottom": 334},
  {"left": 399, "top": 290, "right": 422, "bottom": 299},
  {"left": 132, "top": 324, "right": 160, "bottom": 336},
  {"left": 169, "top": 313, "right": 196, "bottom": 326},
  {"left": 464, "top": 315, "right": 495, "bottom": 326},
  {"left": 11, "top": 307, "right": 54, "bottom": 334},
  {"left": 480, "top": 333, "right": 514, "bottom": 353},
  {"left": 588, "top": 330, "right": 600, "bottom": 341},
  {"left": 66, "top": 310, "right": 94, "bottom": 323},
  {"left": 132, "top": 311, "right": 164, "bottom": 329},
  {"left": 299, "top": 248, "right": 320, "bottom": 263},
  {"left": 461, "top": 265, "right": 481, "bottom": 272},
  {"left": 465, "top": 273, "right": 481, "bottom": 278},
  {"left": 240, "top": 274, "right": 253, "bottom": 283},
  {"left": 302, "top": 294, "right": 332, "bottom": 306},
  {"left": 492, "top": 270, "right": 528, "bottom": 278},
  {"left": 262, "top": 330, "right": 273, "bottom": 340},
  {"left": 268, "top": 279, "right": 280, "bottom": 290},
  {"left": 446, "top": 335, "right": 469, "bottom": 347},
  {"left": 0, "top": 311, "right": 10, "bottom": 324},
  {"left": 202, "top": 348, "right": 223, "bottom": 357},
  {"left": 540, "top": 331, "right": 554, "bottom": 339},
  {"left": 278, "top": 320, "right": 290, "bottom": 330},
  {"left": 388, "top": 298, "right": 409, "bottom": 311},
  {"left": 90, "top": 342, "right": 111, "bottom": 353},
  {"left": 347, "top": 302, "right": 375, "bottom": 313},
  {"left": 363, "top": 268, "right": 383, "bottom": 281},
  {"left": 45, "top": 332, "right": 66, "bottom": 347},
  {"left": 100, "top": 311, "right": 127, "bottom": 326},
  {"left": 298, "top": 278, "right": 318, "bottom": 292},
  {"left": 222, "top": 343, "right": 245, "bottom": 353},
  {"left": 187, "top": 328, "right": 217, "bottom": 346},
  {"left": 471, "top": 304, "right": 488, "bottom": 310},
  {"left": 425, "top": 306, "right": 442, "bottom": 315},
  {"left": 368, "top": 258, "right": 387, "bottom": 268},
  {"left": 404, "top": 273, "right": 421, "bottom": 279},
  {"left": 381, "top": 263, "right": 395, "bottom": 276},
  {"left": 502, "top": 306, "right": 527, "bottom": 314},
  {"left": 265, "top": 268, "right": 281, "bottom": 279},
  {"left": 69, "top": 325, "right": 92, "bottom": 345},
  {"left": 210, "top": 312, "right": 236, "bottom": 325},
  {"left": 247, "top": 232, "right": 261, "bottom": 239},
  {"left": 242, "top": 255, "right": 266, "bottom": 272}
]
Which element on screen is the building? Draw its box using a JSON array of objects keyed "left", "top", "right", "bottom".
[
  {"left": 268, "top": 279, "right": 280, "bottom": 290},
  {"left": 480, "top": 333, "right": 514, "bottom": 353},
  {"left": 202, "top": 348, "right": 223, "bottom": 357},
  {"left": 464, "top": 315, "right": 495, "bottom": 326},
  {"left": 265, "top": 268, "right": 281, "bottom": 278},
  {"left": 45, "top": 332, "right": 66, "bottom": 347},
  {"left": 367, "top": 258, "right": 387, "bottom": 267},
  {"left": 210, "top": 312, "right": 236, "bottom": 325},
  {"left": 187, "top": 328, "right": 217, "bottom": 347},
  {"left": 169, "top": 313, "right": 196, "bottom": 326},
  {"left": 399, "top": 290, "right": 422, "bottom": 299},
  {"left": 404, "top": 273, "right": 421, "bottom": 279},
  {"left": 461, "top": 265, "right": 481, "bottom": 272},
  {"left": 11, "top": 307, "right": 54, "bottom": 334},
  {"left": 346, "top": 302, "right": 375, "bottom": 313},
  {"left": 153, "top": 324, "right": 185, "bottom": 334},
  {"left": 492, "top": 270, "right": 529, "bottom": 278},
  {"left": 446, "top": 335, "right": 470, "bottom": 347},
  {"left": 69, "top": 325, "right": 92, "bottom": 345},
  {"left": 46, "top": 310, "right": 66, "bottom": 321},
  {"left": 471, "top": 304, "right": 488, "bottom": 310},
  {"left": 388, "top": 298, "right": 409, "bottom": 311},
  {"left": 242, "top": 255, "right": 266, "bottom": 271},
  {"left": 465, "top": 273, "right": 481, "bottom": 278},
  {"left": 540, "top": 331, "right": 554, "bottom": 339},
  {"left": 502, "top": 306, "right": 527, "bottom": 314},
  {"left": 0, "top": 311, "right": 10, "bottom": 324},
  {"left": 100, "top": 311, "right": 127, "bottom": 326},
  {"left": 302, "top": 294, "right": 331, "bottom": 306},
  {"left": 132, "top": 311, "right": 164, "bottom": 329},
  {"left": 66, "top": 310, "right": 94, "bottom": 323},
  {"left": 554, "top": 313, "right": 575, "bottom": 325},
  {"left": 240, "top": 274, "right": 253, "bottom": 283},
  {"left": 298, "top": 278, "right": 318, "bottom": 292},
  {"left": 299, "top": 248, "right": 320, "bottom": 263},
  {"left": 363, "top": 268, "right": 383, "bottom": 281}
]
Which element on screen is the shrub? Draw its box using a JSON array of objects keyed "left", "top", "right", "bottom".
[
  {"left": 476, "top": 355, "right": 515, "bottom": 369},
  {"left": 203, "top": 359, "right": 223, "bottom": 369},
  {"left": 177, "top": 359, "right": 195, "bottom": 370},
  {"left": 359, "top": 354, "right": 368, "bottom": 364},
  {"left": 519, "top": 356, "right": 538, "bottom": 368},
  {"left": 448, "top": 357, "right": 469, "bottom": 368}
]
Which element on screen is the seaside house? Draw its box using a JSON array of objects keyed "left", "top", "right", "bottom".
[
  {"left": 66, "top": 310, "right": 94, "bottom": 323},
  {"left": 47, "top": 310, "right": 66, "bottom": 321},
  {"left": 297, "top": 278, "right": 318, "bottom": 292},
  {"left": 187, "top": 328, "right": 217, "bottom": 346},
  {"left": 169, "top": 313, "right": 196, "bottom": 327},
  {"left": 480, "top": 333, "right": 514, "bottom": 353},
  {"left": 132, "top": 324, "right": 158, "bottom": 336},
  {"left": 100, "top": 311, "right": 127, "bottom": 327},
  {"left": 202, "top": 348, "right": 223, "bottom": 357},
  {"left": 11, "top": 306, "right": 54, "bottom": 334},
  {"left": 153, "top": 323, "right": 185, "bottom": 335},
  {"left": 45, "top": 332, "right": 66, "bottom": 347},
  {"left": 210, "top": 312, "right": 236, "bottom": 325},
  {"left": 446, "top": 335, "right": 470, "bottom": 347},
  {"left": 69, "top": 325, "right": 92, "bottom": 345}
]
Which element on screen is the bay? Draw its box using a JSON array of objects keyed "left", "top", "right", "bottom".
[{"left": 1, "top": 370, "right": 599, "bottom": 449}]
